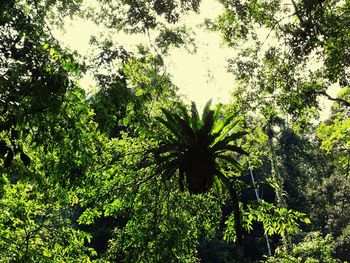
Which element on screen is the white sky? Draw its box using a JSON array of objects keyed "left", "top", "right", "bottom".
[
  {"left": 166, "top": 0, "right": 235, "bottom": 110},
  {"left": 53, "top": 0, "right": 235, "bottom": 112},
  {"left": 53, "top": 0, "right": 337, "bottom": 118}
]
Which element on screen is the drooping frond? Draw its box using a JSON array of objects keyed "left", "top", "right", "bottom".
[
  {"left": 154, "top": 143, "right": 185, "bottom": 155},
  {"left": 215, "top": 145, "right": 249, "bottom": 156},
  {"left": 213, "top": 103, "right": 222, "bottom": 124},
  {"left": 213, "top": 175, "right": 222, "bottom": 195},
  {"left": 157, "top": 110, "right": 183, "bottom": 138},
  {"left": 217, "top": 154, "right": 243, "bottom": 171},
  {"left": 154, "top": 157, "right": 181, "bottom": 179},
  {"left": 151, "top": 152, "right": 179, "bottom": 166},
  {"left": 156, "top": 116, "right": 179, "bottom": 138},
  {"left": 161, "top": 164, "right": 180, "bottom": 181}
]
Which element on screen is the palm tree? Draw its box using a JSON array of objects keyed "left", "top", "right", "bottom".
[
  {"left": 146, "top": 100, "right": 248, "bottom": 250},
  {"left": 149, "top": 100, "right": 248, "bottom": 194}
]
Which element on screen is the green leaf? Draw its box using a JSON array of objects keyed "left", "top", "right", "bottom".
[
  {"left": 212, "top": 111, "right": 238, "bottom": 134},
  {"left": 201, "top": 99, "right": 212, "bottom": 122},
  {"left": 217, "top": 154, "right": 243, "bottom": 171},
  {"left": 215, "top": 144, "right": 249, "bottom": 156},
  {"left": 212, "top": 131, "right": 249, "bottom": 151},
  {"left": 304, "top": 218, "right": 311, "bottom": 224},
  {"left": 213, "top": 175, "right": 222, "bottom": 195},
  {"left": 78, "top": 208, "right": 102, "bottom": 225},
  {"left": 172, "top": 114, "right": 195, "bottom": 139},
  {"left": 155, "top": 115, "right": 183, "bottom": 139},
  {"left": 201, "top": 110, "right": 215, "bottom": 135},
  {"left": 190, "top": 101, "right": 200, "bottom": 130}
]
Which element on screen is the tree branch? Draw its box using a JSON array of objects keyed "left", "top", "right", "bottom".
[
  {"left": 316, "top": 90, "right": 350, "bottom": 107},
  {"left": 290, "top": 0, "right": 305, "bottom": 24}
]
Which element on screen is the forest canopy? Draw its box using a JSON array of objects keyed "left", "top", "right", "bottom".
[{"left": 1, "top": 0, "right": 350, "bottom": 262}]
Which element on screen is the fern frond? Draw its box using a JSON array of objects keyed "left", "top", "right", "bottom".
[
  {"left": 212, "top": 111, "right": 238, "bottom": 134},
  {"left": 217, "top": 154, "right": 243, "bottom": 171},
  {"left": 201, "top": 99, "right": 212, "bottom": 123},
  {"left": 190, "top": 101, "right": 200, "bottom": 130},
  {"left": 214, "top": 145, "right": 248, "bottom": 156},
  {"left": 211, "top": 131, "right": 248, "bottom": 151}
]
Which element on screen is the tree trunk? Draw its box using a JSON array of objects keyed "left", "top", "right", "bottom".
[
  {"left": 219, "top": 174, "right": 245, "bottom": 258},
  {"left": 268, "top": 135, "right": 291, "bottom": 251},
  {"left": 268, "top": 136, "right": 287, "bottom": 209}
]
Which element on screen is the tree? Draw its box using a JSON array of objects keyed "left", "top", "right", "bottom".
[
  {"left": 211, "top": 0, "right": 350, "bottom": 117},
  {"left": 2, "top": 0, "right": 348, "bottom": 261},
  {"left": 148, "top": 100, "right": 248, "bottom": 194},
  {"left": 0, "top": 0, "right": 85, "bottom": 169},
  {"left": 145, "top": 101, "right": 248, "bottom": 252},
  {"left": 266, "top": 232, "right": 340, "bottom": 263}
]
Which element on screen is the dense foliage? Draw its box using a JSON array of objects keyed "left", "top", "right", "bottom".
[{"left": 1, "top": 0, "right": 350, "bottom": 262}]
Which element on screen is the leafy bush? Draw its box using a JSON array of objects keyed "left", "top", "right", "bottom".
[
  {"left": 264, "top": 232, "right": 340, "bottom": 263},
  {"left": 334, "top": 224, "right": 350, "bottom": 261}
]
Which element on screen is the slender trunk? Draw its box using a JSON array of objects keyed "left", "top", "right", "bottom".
[
  {"left": 219, "top": 174, "right": 245, "bottom": 257},
  {"left": 250, "top": 169, "right": 272, "bottom": 256},
  {"left": 229, "top": 184, "right": 245, "bottom": 258},
  {"left": 268, "top": 135, "right": 290, "bottom": 251},
  {"left": 268, "top": 136, "right": 287, "bottom": 208}
]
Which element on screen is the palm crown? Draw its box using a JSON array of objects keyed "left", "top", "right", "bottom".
[{"left": 149, "top": 100, "right": 248, "bottom": 194}]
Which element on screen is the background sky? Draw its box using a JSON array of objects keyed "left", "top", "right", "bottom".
[
  {"left": 53, "top": 0, "right": 337, "bottom": 117},
  {"left": 53, "top": 0, "right": 236, "bottom": 112}
]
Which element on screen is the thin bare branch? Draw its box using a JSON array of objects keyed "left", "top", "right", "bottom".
[{"left": 317, "top": 90, "right": 350, "bottom": 107}]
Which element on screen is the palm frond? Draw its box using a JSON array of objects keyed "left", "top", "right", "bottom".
[
  {"left": 161, "top": 165, "right": 180, "bottom": 181},
  {"left": 214, "top": 145, "right": 249, "bottom": 156},
  {"left": 146, "top": 100, "right": 248, "bottom": 195},
  {"left": 153, "top": 157, "right": 181, "bottom": 176},
  {"left": 202, "top": 99, "right": 212, "bottom": 122},
  {"left": 211, "top": 131, "right": 249, "bottom": 151},
  {"left": 172, "top": 114, "right": 195, "bottom": 140},
  {"left": 202, "top": 110, "right": 215, "bottom": 135},
  {"left": 213, "top": 103, "right": 222, "bottom": 124},
  {"left": 149, "top": 152, "right": 181, "bottom": 166},
  {"left": 156, "top": 115, "right": 183, "bottom": 139},
  {"left": 190, "top": 101, "right": 200, "bottom": 131},
  {"left": 206, "top": 131, "right": 223, "bottom": 146},
  {"left": 212, "top": 117, "right": 242, "bottom": 145},
  {"left": 212, "top": 111, "right": 238, "bottom": 135},
  {"left": 217, "top": 154, "right": 243, "bottom": 171},
  {"left": 152, "top": 144, "right": 185, "bottom": 156},
  {"left": 178, "top": 103, "right": 191, "bottom": 125}
]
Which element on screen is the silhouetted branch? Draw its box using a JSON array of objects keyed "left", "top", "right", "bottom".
[{"left": 317, "top": 90, "right": 350, "bottom": 107}]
